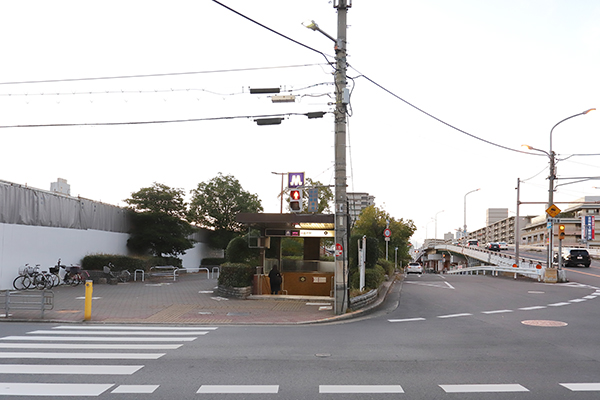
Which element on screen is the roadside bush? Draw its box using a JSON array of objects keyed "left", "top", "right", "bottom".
[
  {"left": 226, "top": 237, "right": 253, "bottom": 263},
  {"left": 349, "top": 264, "right": 386, "bottom": 291},
  {"left": 201, "top": 258, "right": 226, "bottom": 266},
  {"left": 218, "top": 263, "right": 254, "bottom": 288},
  {"left": 81, "top": 254, "right": 181, "bottom": 271},
  {"left": 377, "top": 258, "right": 394, "bottom": 277}
]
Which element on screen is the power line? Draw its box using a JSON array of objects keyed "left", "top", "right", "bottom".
[
  {"left": 0, "top": 112, "right": 330, "bottom": 129},
  {"left": 0, "top": 63, "right": 329, "bottom": 86}
]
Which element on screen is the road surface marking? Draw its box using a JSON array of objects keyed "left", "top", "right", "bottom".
[
  {"left": 388, "top": 318, "right": 426, "bottom": 323},
  {"left": 0, "top": 352, "right": 164, "bottom": 359},
  {"left": 440, "top": 384, "right": 529, "bottom": 393},
  {"left": 29, "top": 330, "right": 208, "bottom": 336},
  {"left": 320, "top": 385, "right": 404, "bottom": 393},
  {"left": 404, "top": 281, "right": 455, "bottom": 289},
  {"left": 0, "top": 343, "right": 181, "bottom": 350},
  {"left": 112, "top": 385, "right": 159, "bottom": 393},
  {"left": 437, "top": 313, "right": 473, "bottom": 319},
  {"left": 0, "top": 364, "right": 143, "bottom": 375},
  {"left": 52, "top": 325, "right": 218, "bottom": 330},
  {"left": 519, "top": 306, "right": 547, "bottom": 311},
  {"left": 560, "top": 383, "right": 600, "bottom": 391},
  {"left": 0, "top": 336, "right": 196, "bottom": 342},
  {"left": 548, "top": 302, "right": 571, "bottom": 307},
  {"left": 569, "top": 298, "right": 587, "bottom": 303},
  {"left": 197, "top": 385, "right": 279, "bottom": 393},
  {"left": 0, "top": 383, "right": 113, "bottom": 396},
  {"left": 482, "top": 310, "right": 513, "bottom": 314}
]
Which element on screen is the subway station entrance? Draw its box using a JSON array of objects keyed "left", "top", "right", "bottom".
[{"left": 236, "top": 213, "right": 335, "bottom": 297}]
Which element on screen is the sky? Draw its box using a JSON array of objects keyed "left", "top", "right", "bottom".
[{"left": 1, "top": 0, "right": 599, "bottom": 248}]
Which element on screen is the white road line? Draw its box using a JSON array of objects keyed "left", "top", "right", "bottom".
[
  {"left": 444, "top": 281, "right": 455, "bottom": 289},
  {"left": 0, "top": 364, "right": 143, "bottom": 375},
  {"left": 481, "top": 310, "right": 513, "bottom": 314},
  {"left": 437, "top": 313, "right": 473, "bottom": 319},
  {"left": 569, "top": 299, "right": 587, "bottom": 303},
  {"left": 388, "top": 318, "right": 426, "bottom": 323},
  {"left": 196, "top": 385, "right": 279, "bottom": 393},
  {"left": 584, "top": 295, "right": 598, "bottom": 299},
  {"left": 440, "top": 384, "right": 529, "bottom": 393},
  {"left": 0, "top": 383, "right": 113, "bottom": 396},
  {"left": 0, "top": 352, "right": 164, "bottom": 359},
  {"left": 52, "top": 325, "right": 218, "bottom": 330},
  {"left": 29, "top": 330, "right": 208, "bottom": 336},
  {"left": 0, "top": 343, "right": 182, "bottom": 350},
  {"left": 519, "top": 306, "right": 547, "bottom": 311},
  {"left": 112, "top": 385, "right": 160, "bottom": 393},
  {"left": 0, "top": 336, "right": 196, "bottom": 342},
  {"left": 319, "top": 385, "right": 404, "bottom": 393},
  {"left": 560, "top": 383, "right": 600, "bottom": 391},
  {"left": 548, "top": 302, "right": 571, "bottom": 307}
]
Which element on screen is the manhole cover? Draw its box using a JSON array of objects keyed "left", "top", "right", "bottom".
[{"left": 522, "top": 320, "right": 567, "bottom": 327}]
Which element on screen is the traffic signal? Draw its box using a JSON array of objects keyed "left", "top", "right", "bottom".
[
  {"left": 558, "top": 224, "right": 566, "bottom": 240},
  {"left": 289, "top": 189, "right": 302, "bottom": 213}
]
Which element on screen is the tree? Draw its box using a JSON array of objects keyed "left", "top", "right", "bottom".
[
  {"left": 189, "top": 173, "right": 263, "bottom": 248},
  {"left": 125, "top": 183, "right": 195, "bottom": 257},
  {"left": 352, "top": 205, "right": 416, "bottom": 265}
]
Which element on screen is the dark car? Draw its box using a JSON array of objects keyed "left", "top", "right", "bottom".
[
  {"left": 556, "top": 248, "right": 591, "bottom": 268},
  {"left": 487, "top": 242, "right": 500, "bottom": 252}
]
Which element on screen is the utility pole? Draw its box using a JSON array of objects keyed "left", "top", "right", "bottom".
[{"left": 333, "top": 0, "right": 350, "bottom": 315}]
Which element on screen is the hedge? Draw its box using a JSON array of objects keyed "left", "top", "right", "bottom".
[{"left": 217, "top": 263, "right": 254, "bottom": 288}]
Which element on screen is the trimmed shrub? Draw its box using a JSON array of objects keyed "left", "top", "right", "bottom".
[
  {"left": 226, "top": 237, "right": 252, "bottom": 263},
  {"left": 349, "top": 264, "right": 386, "bottom": 291},
  {"left": 218, "top": 263, "right": 254, "bottom": 288},
  {"left": 201, "top": 258, "right": 226, "bottom": 266},
  {"left": 377, "top": 258, "right": 394, "bottom": 277},
  {"left": 81, "top": 254, "right": 181, "bottom": 272}
]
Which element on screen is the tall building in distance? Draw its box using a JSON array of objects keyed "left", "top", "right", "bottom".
[
  {"left": 347, "top": 192, "right": 375, "bottom": 224},
  {"left": 50, "top": 178, "right": 71, "bottom": 196}
]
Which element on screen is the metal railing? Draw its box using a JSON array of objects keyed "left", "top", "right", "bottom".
[{"left": 1, "top": 290, "right": 54, "bottom": 318}]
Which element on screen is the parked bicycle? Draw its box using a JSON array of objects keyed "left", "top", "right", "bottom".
[
  {"left": 13, "top": 264, "right": 58, "bottom": 290},
  {"left": 103, "top": 262, "right": 131, "bottom": 283}
]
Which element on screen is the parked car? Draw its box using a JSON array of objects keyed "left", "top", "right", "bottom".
[
  {"left": 406, "top": 262, "right": 423, "bottom": 274},
  {"left": 487, "top": 242, "right": 500, "bottom": 251},
  {"left": 555, "top": 248, "right": 591, "bottom": 268},
  {"left": 466, "top": 239, "right": 479, "bottom": 247},
  {"left": 497, "top": 241, "right": 508, "bottom": 250}
]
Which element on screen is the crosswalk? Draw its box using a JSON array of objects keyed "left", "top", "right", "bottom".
[
  {"left": 0, "top": 324, "right": 216, "bottom": 396},
  {"left": 2, "top": 325, "right": 600, "bottom": 396}
]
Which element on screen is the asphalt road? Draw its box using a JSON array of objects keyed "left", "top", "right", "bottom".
[{"left": 2, "top": 271, "right": 600, "bottom": 399}]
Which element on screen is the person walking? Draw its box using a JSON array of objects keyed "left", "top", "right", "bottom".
[{"left": 268, "top": 265, "right": 282, "bottom": 295}]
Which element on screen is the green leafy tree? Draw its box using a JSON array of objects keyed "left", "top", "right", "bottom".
[
  {"left": 125, "top": 183, "right": 195, "bottom": 257},
  {"left": 352, "top": 205, "right": 416, "bottom": 266},
  {"left": 189, "top": 173, "right": 263, "bottom": 248},
  {"left": 285, "top": 178, "right": 333, "bottom": 214}
]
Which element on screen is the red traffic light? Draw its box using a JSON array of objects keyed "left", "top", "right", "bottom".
[{"left": 290, "top": 190, "right": 301, "bottom": 200}]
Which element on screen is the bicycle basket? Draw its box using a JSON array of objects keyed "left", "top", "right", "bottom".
[{"left": 49, "top": 266, "right": 59, "bottom": 274}]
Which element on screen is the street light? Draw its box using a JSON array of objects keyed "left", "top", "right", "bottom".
[
  {"left": 463, "top": 189, "right": 480, "bottom": 240},
  {"left": 303, "top": 1, "right": 351, "bottom": 315},
  {"left": 434, "top": 210, "right": 444, "bottom": 241},
  {"left": 523, "top": 108, "right": 595, "bottom": 269}
]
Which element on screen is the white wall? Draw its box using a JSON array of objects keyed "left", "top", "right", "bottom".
[{"left": 0, "top": 223, "right": 212, "bottom": 290}]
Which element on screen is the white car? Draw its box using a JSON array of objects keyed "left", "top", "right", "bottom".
[
  {"left": 406, "top": 262, "right": 423, "bottom": 274},
  {"left": 497, "top": 242, "right": 508, "bottom": 250}
]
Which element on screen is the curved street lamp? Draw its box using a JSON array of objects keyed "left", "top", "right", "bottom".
[
  {"left": 522, "top": 108, "right": 595, "bottom": 269},
  {"left": 463, "top": 189, "right": 480, "bottom": 240}
]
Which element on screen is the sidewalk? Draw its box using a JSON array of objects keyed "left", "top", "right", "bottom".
[{"left": 1, "top": 272, "right": 397, "bottom": 325}]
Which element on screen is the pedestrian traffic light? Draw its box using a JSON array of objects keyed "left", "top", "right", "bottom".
[
  {"left": 289, "top": 189, "right": 302, "bottom": 213},
  {"left": 558, "top": 224, "right": 566, "bottom": 240}
]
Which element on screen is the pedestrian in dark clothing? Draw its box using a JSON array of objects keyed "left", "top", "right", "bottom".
[{"left": 268, "top": 266, "right": 282, "bottom": 295}]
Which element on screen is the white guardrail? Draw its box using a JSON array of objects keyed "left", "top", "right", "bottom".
[{"left": 435, "top": 244, "right": 545, "bottom": 281}]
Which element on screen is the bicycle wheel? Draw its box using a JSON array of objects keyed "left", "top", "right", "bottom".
[
  {"left": 33, "top": 274, "right": 48, "bottom": 290},
  {"left": 48, "top": 274, "right": 60, "bottom": 288},
  {"left": 13, "top": 275, "right": 31, "bottom": 290},
  {"left": 70, "top": 273, "right": 82, "bottom": 286}
]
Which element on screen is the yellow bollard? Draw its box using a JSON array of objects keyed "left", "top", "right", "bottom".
[{"left": 84, "top": 280, "right": 93, "bottom": 321}]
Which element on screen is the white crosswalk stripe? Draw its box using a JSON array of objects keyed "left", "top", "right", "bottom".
[{"left": 0, "top": 324, "right": 217, "bottom": 397}]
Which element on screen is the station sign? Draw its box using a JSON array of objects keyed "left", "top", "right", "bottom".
[
  {"left": 265, "top": 229, "right": 334, "bottom": 238},
  {"left": 288, "top": 172, "right": 305, "bottom": 188}
]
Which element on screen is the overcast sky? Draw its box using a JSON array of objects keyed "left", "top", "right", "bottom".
[{"left": 1, "top": 0, "right": 599, "bottom": 247}]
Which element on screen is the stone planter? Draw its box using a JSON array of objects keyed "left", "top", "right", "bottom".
[{"left": 215, "top": 285, "right": 252, "bottom": 299}]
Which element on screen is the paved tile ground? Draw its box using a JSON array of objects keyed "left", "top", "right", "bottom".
[{"left": 1, "top": 272, "right": 392, "bottom": 325}]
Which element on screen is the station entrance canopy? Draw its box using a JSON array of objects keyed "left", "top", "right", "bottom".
[{"left": 236, "top": 213, "right": 334, "bottom": 238}]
